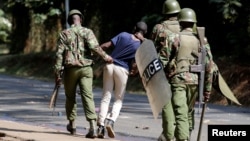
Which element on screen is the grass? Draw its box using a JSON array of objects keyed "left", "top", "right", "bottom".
[
  {"left": 0, "top": 52, "right": 55, "bottom": 81},
  {"left": 0, "top": 51, "right": 249, "bottom": 107},
  {"left": 0, "top": 52, "right": 146, "bottom": 94}
]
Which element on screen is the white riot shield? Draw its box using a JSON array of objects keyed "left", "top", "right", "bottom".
[{"left": 135, "top": 39, "right": 172, "bottom": 119}]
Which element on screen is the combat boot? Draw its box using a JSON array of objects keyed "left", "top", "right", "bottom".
[
  {"left": 66, "top": 120, "right": 76, "bottom": 135},
  {"left": 85, "top": 120, "right": 97, "bottom": 138},
  {"left": 158, "top": 133, "right": 166, "bottom": 141},
  {"left": 106, "top": 119, "right": 115, "bottom": 138},
  {"left": 158, "top": 133, "right": 175, "bottom": 141},
  {"left": 97, "top": 125, "right": 105, "bottom": 138}
]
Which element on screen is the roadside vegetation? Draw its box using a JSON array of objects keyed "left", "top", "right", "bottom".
[
  {"left": 0, "top": 0, "right": 249, "bottom": 108},
  {"left": 0, "top": 50, "right": 249, "bottom": 107}
]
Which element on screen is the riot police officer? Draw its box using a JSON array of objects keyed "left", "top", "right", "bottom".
[
  {"left": 159, "top": 8, "right": 213, "bottom": 141},
  {"left": 151, "top": 0, "right": 181, "bottom": 140},
  {"left": 54, "top": 9, "right": 113, "bottom": 138}
]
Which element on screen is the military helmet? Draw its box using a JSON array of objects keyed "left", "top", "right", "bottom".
[
  {"left": 178, "top": 8, "right": 197, "bottom": 23},
  {"left": 67, "top": 9, "right": 83, "bottom": 24},
  {"left": 162, "top": 0, "right": 181, "bottom": 14}
]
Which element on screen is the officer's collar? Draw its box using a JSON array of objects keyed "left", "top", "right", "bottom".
[
  {"left": 181, "top": 28, "right": 193, "bottom": 32},
  {"left": 70, "top": 24, "right": 81, "bottom": 28}
]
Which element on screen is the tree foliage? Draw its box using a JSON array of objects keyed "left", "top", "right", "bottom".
[
  {"left": 208, "top": 0, "right": 250, "bottom": 59},
  {"left": 2, "top": 0, "right": 250, "bottom": 60},
  {"left": 0, "top": 9, "right": 11, "bottom": 43},
  {"left": 4, "top": 0, "right": 62, "bottom": 54},
  {"left": 209, "top": 0, "right": 242, "bottom": 23}
]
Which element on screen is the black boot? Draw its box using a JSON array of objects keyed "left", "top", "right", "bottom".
[
  {"left": 158, "top": 133, "right": 175, "bottom": 141},
  {"left": 157, "top": 133, "right": 166, "bottom": 141},
  {"left": 85, "top": 120, "right": 97, "bottom": 138},
  {"left": 66, "top": 122, "right": 76, "bottom": 135},
  {"left": 106, "top": 119, "right": 115, "bottom": 138},
  {"left": 97, "top": 125, "right": 105, "bottom": 138}
]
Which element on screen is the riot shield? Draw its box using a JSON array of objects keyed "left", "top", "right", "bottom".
[
  {"left": 135, "top": 39, "right": 172, "bottom": 119},
  {"left": 218, "top": 73, "right": 241, "bottom": 105}
]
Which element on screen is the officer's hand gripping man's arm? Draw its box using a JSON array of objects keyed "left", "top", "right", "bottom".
[{"left": 85, "top": 30, "right": 113, "bottom": 63}]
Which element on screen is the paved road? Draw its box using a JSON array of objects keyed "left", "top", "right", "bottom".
[{"left": 0, "top": 74, "right": 250, "bottom": 141}]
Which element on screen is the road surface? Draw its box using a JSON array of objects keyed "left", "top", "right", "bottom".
[{"left": 0, "top": 74, "right": 250, "bottom": 141}]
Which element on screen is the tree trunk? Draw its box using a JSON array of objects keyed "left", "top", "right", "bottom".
[
  {"left": 44, "top": 16, "right": 62, "bottom": 52},
  {"left": 24, "top": 12, "right": 62, "bottom": 54},
  {"left": 9, "top": 4, "right": 30, "bottom": 54},
  {"left": 24, "top": 11, "right": 45, "bottom": 54}
]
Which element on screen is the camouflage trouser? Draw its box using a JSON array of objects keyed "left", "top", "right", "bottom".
[
  {"left": 187, "top": 84, "right": 198, "bottom": 132},
  {"left": 171, "top": 83, "right": 198, "bottom": 140},
  {"left": 161, "top": 101, "right": 175, "bottom": 140},
  {"left": 64, "top": 66, "right": 97, "bottom": 122}
]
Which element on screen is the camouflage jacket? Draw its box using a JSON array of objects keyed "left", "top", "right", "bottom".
[
  {"left": 205, "top": 42, "right": 220, "bottom": 86},
  {"left": 54, "top": 24, "right": 110, "bottom": 76},
  {"left": 156, "top": 27, "right": 214, "bottom": 93},
  {"left": 151, "top": 19, "right": 180, "bottom": 53},
  {"left": 203, "top": 41, "right": 215, "bottom": 92}
]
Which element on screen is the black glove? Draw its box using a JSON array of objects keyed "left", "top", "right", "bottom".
[{"left": 203, "top": 92, "right": 211, "bottom": 102}]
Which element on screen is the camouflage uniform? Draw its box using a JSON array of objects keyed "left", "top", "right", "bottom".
[
  {"left": 54, "top": 24, "right": 110, "bottom": 124},
  {"left": 151, "top": 1, "right": 181, "bottom": 140},
  {"left": 152, "top": 20, "right": 179, "bottom": 140},
  {"left": 157, "top": 26, "right": 213, "bottom": 140}
]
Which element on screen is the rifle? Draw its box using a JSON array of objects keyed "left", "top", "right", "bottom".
[
  {"left": 49, "top": 69, "right": 63, "bottom": 116},
  {"left": 195, "top": 27, "right": 207, "bottom": 141}
]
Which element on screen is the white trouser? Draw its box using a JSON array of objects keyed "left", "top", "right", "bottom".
[{"left": 98, "top": 63, "right": 129, "bottom": 126}]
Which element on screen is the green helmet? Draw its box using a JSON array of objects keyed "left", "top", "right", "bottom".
[
  {"left": 178, "top": 8, "right": 197, "bottom": 23},
  {"left": 67, "top": 9, "right": 83, "bottom": 24},
  {"left": 162, "top": 0, "right": 181, "bottom": 14}
]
